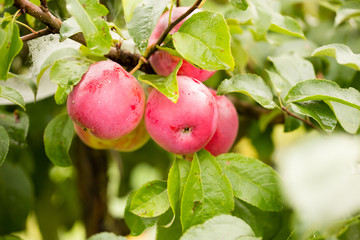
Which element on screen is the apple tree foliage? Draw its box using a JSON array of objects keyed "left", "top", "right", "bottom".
[{"left": 1, "top": 0, "right": 360, "bottom": 239}]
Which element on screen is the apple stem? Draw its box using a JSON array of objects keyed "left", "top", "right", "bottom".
[{"left": 177, "top": 0, "right": 181, "bottom": 7}]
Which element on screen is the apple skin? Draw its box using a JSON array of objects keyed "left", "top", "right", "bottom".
[
  {"left": 74, "top": 118, "right": 150, "bottom": 152},
  {"left": 67, "top": 60, "right": 145, "bottom": 140},
  {"left": 205, "top": 89, "right": 239, "bottom": 156},
  {"left": 148, "top": 7, "right": 215, "bottom": 82},
  {"left": 145, "top": 76, "right": 218, "bottom": 155}
]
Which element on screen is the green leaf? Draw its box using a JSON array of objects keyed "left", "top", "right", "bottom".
[
  {"left": 44, "top": 114, "right": 74, "bottom": 167},
  {"left": 180, "top": 215, "right": 256, "bottom": 240},
  {"left": 157, "top": 45, "right": 183, "bottom": 58},
  {"left": 0, "top": 21, "right": 23, "bottom": 81},
  {"left": 66, "top": 0, "right": 112, "bottom": 56},
  {"left": 0, "top": 162, "right": 33, "bottom": 234},
  {"left": 37, "top": 47, "right": 82, "bottom": 86},
  {"left": 284, "top": 114, "right": 302, "bottom": 132},
  {"left": 124, "top": 191, "right": 158, "bottom": 236},
  {"left": 232, "top": 199, "right": 291, "bottom": 239},
  {"left": 0, "top": 126, "right": 9, "bottom": 166},
  {"left": 335, "top": 1, "right": 360, "bottom": 26},
  {"left": 251, "top": 1, "right": 272, "bottom": 38},
  {"left": 50, "top": 59, "right": 89, "bottom": 105},
  {"left": 173, "top": 11, "right": 235, "bottom": 71},
  {"left": 122, "top": 0, "right": 144, "bottom": 22},
  {"left": 217, "top": 153, "right": 283, "bottom": 212},
  {"left": 217, "top": 74, "right": 276, "bottom": 109},
  {"left": 312, "top": 43, "right": 360, "bottom": 71},
  {"left": 54, "top": 86, "right": 71, "bottom": 105},
  {"left": 60, "top": 17, "right": 81, "bottom": 41},
  {"left": 87, "top": 232, "right": 127, "bottom": 240},
  {"left": 167, "top": 156, "right": 191, "bottom": 215},
  {"left": 291, "top": 101, "right": 337, "bottom": 133},
  {"left": 127, "top": 0, "right": 169, "bottom": 55},
  {"left": 181, "top": 150, "right": 234, "bottom": 231},
  {"left": 269, "top": 55, "right": 316, "bottom": 86},
  {"left": 270, "top": 13, "right": 305, "bottom": 39},
  {"left": 266, "top": 69, "right": 291, "bottom": 99},
  {"left": 130, "top": 180, "right": 170, "bottom": 218},
  {"left": 139, "top": 60, "right": 181, "bottom": 103},
  {"left": 0, "top": 109, "right": 29, "bottom": 147},
  {"left": 327, "top": 101, "right": 360, "bottom": 134},
  {"left": 0, "top": 85, "right": 25, "bottom": 110},
  {"left": 285, "top": 79, "right": 360, "bottom": 110},
  {"left": 230, "top": 0, "right": 248, "bottom": 10},
  {"left": 157, "top": 210, "right": 183, "bottom": 240}
]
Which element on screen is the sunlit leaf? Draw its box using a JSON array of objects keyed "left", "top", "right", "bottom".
[
  {"left": 139, "top": 60, "right": 181, "bottom": 103},
  {"left": 335, "top": 1, "right": 360, "bottom": 26},
  {"left": 327, "top": 101, "right": 360, "bottom": 134},
  {"left": 0, "top": 21, "right": 23, "bottom": 81},
  {"left": 66, "top": 0, "right": 112, "bottom": 56},
  {"left": 230, "top": 0, "right": 248, "bottom": 10},
  {"left": 37, "top": 47, "right": 82, "bottom": 86},
  {"left": 269, "top": 55, "right": 316, "bottom": 86},
  {"left": 217, "top": 153, "right": 283, "bottom": 212},
  {"left": 127, "top": 0, "right": 169, "bottom": 55},
  {"left": 167, "top": 155, "right": 191, "bottom": 215},
  {"left": 60, "top": 17, "right": 81, "bottom": 41},
  {"left": 122, "top": 0, "right": 144, "bottom": 22},
  {"left": 0, "top": 85, "right": 25, "bottom": 110},
  {"left": 285, "top": 79, "right": 360, "bottom": 110},
  {"left": 270, "top": 13, "right": 305, "bottom": 39},
  {"left": 130, "top": 180, "right": 170, "bottom": 218},
  {"left": 312, "top": 43, "right": 360, "bottom": 71},
  {"left": 173, "top": 11, "right": 235, "bottom": 71},
  {"left": 181, "top": 150, "right": 234, "bottom": 231},
  {"left": 124, "top": 191, "right": 158, "bottom": 236},
  {"left": 50, "top": 59, "right": 89, "bottom": 105},
  {"left": 217, "top": 74, "right": 276, "bottom": 109}
]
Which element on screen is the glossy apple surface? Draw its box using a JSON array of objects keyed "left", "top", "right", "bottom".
[
  {"left": 74, "top": 118, "right": 150, "bottom": 152},
  {"left": 67, "top": 60, "right": 145, "bottom": 140},
  {"left": 205, "top": 89, "right": 239, "bottom": 156},
  {"left": 148, "top": 7, "right": 215, "bottom": 82},
  {"left": 145, "top": 76, "right": 218, "bottom": 155}
]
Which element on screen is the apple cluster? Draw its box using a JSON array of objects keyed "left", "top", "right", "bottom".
[{"left": 66, "top": 7, "right": 239, "bottom": 156}]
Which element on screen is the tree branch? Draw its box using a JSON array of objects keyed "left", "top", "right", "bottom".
[
  {"left": 13, "top": 0, "right": 154, "bottom": 74},
  {"left": 281, "top": 106, "right": 323, "bottom": 132},
  {"left": 20, "top": 27, "right": 51, "bottom": 41}
]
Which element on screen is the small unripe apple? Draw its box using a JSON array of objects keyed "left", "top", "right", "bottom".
[
  {"left": 74, "top": 118, "right": 150, "bottom": 152},
  {"left": 145, "top": 76, "right": 218, "bottom": 155},
  {"left": 149, "top": 7, "right": 215, "bottom": 82},
  {"left": 204, "top": 89, "right": 239, "bottom": 156},
  {"left": 67, "top": 60, "right": 145, "bottom": 140}
]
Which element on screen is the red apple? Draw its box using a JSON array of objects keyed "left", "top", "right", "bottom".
[
  {"left": 149, "top": 7, "right": 215, "bottom": 82},
  {"left": 74, "top": 118, "right": 150, "bottom": 152},
  {"left": 145, "top": 76, "right": 218, "bottom": 155},
  {"left": 205, "top": 89, "right": 239, "bottom": 156},
  {"left": 67, "top": 60, "right": 145, "bottom": 140}
]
